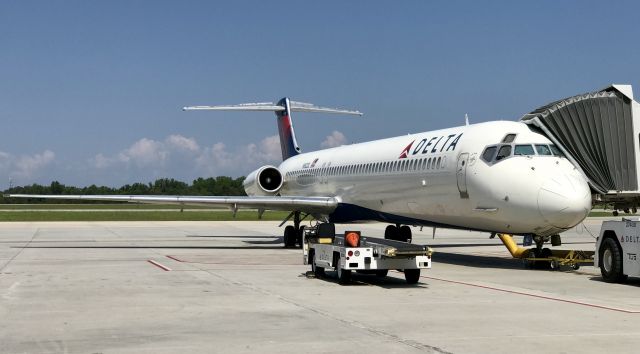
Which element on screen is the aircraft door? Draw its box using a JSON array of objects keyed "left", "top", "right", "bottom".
[{"left": 457, "top": 153, "right": 469, "bottom": 198}]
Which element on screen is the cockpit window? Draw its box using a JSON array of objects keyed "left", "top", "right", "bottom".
[
  {"left": 514, "top": 144, "right": 535, "bottom": 156},
  {"left": 481, "top": 146, "right": 497, "bottom": 163},
  {"left": 535, "top": 144, "right": 552, "bottom": 156},
  {"left": 496, "top": 145, "right": 512, "bottom": 161},
  {"left": 549, "top": 145, "right": 564, "bottom": 157},
  {"left": 501, "top": 134, "right": 516, "bottom": 143}
]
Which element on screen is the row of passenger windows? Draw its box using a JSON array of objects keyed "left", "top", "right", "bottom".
[
  {"left": 286, "top": 156, "right": 447, "bottom": 179},
  {"left": 481, "top": 143, "right": 563, "bottom": 163}
]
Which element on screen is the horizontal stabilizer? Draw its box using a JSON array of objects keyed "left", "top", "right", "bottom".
[{"left": 183, "top": 100, "right": 362, "bottom": 116}]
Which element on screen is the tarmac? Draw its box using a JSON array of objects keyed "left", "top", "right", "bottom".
[{"left": 1, "top": 218, "right": 640, "bottom": 353}]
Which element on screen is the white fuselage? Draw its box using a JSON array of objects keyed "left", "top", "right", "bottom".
[{"left": 277, "top": 121, "right": 591, "bottom": 236}]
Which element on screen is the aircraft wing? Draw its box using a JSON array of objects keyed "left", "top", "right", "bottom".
[{"left": 5, "top": 194, "right": 339, "bottom": 214}]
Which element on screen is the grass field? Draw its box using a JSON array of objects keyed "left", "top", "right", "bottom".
[{"left": 0, "top": 209, "right": 290, "bottom": 222}]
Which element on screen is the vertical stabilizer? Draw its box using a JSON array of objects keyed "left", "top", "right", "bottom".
[{"left": 275, "top": 98, "right": 301, "bottom": 160}]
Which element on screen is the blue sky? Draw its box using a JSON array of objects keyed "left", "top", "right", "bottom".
[{"left": 1, "top": 0, "right": 640, "bottom": 188}]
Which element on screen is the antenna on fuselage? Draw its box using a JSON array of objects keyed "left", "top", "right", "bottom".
[{"left": 465, "top": 113, "right": 470, "bottom": 126}]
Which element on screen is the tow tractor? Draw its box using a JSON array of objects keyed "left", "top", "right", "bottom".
[
  {"left": 497, "top": 233, "right": 594, "bottom": 270},
  {"left": 595, "top": 218, "right": 640, "bottom": 283},
  {"left": 302, "top": 224, "right": 433, "bottom": 285}
]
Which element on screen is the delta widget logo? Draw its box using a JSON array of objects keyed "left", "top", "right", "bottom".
[{"left": 398, "top": 141, "right": 414, "bottom": 159}]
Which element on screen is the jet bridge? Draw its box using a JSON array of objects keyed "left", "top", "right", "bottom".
[{"left": 520, "top": 84, "right": 640, "bottom": 211}]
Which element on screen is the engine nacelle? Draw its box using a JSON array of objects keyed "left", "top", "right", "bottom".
[{"left": 243, "top": 165, "right": 284, "bottom": 196}]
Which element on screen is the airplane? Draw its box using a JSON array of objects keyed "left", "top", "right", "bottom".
[{"left": 8, "top": 97, "right": 592, "bottom": 257}]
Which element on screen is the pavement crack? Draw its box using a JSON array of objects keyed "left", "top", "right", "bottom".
[{"left": 0, "top": 228, "right": 40, "bottom": 273}]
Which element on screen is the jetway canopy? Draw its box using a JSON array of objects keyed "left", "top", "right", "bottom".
[{"left": 521, "top": 85, "right": 640, "bottom": 196}]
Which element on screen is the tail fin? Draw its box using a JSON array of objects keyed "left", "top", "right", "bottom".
[
  {"left": 184, "top": 98, "right": 362, "bottom": 160},
  {"left": 275, "top": 98, "right": 301, "bottom": 160}
]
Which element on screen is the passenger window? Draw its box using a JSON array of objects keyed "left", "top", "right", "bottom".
[
  {"left": 481, "top": 146, "right": 497, "bottom": 163},
  {"left": 514, "top": 144, "right": 535, "bottom": 156},
  {"left": 536, "top": 144, "right": 552, "bottom": 156},
  {"left": 496, "top": 145, "right": 512, "bottom": 161},
  {"left": 427, "top": 158, "right": 432, "bottom": 169},
  {"left": 436, "top": 157, "right": 442, "bottom": 169},
  {"left": 502, "top": 134, "right": 516, "bottom": 143}
]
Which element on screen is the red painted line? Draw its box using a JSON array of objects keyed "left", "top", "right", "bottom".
[
  {"left": 166, "top": 255, "right": 183, "bottom": 262},
  {"left": 420, "top": 275, "right": 640, "bottom": 314},
  {"left": 147, "top": 260, "right": 171, "bottom": 271}
]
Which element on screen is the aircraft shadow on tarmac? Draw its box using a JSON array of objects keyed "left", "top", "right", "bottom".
[
  {"left": 17, "top": 236, "right": 591, "bottom": 272},
  {"left": 431, "top": 251, "right": 523, "bottom": 269},
  {"left": 303, "top": 271, "right": 430, "bottom": 289},
  {"left": 187, "top": 235, "right": 286, "bottom": 245},
  {"left": 186, "top": 235, "right": 277, "bottom": 239}
]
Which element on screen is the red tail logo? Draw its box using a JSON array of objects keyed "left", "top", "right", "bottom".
[{"left": 399, "top": 141, "right": 414, "bottom": 159}]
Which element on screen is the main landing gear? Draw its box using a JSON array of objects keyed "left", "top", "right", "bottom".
[
  {"left": 384, "top": 224, "right": 412, "bottom": 243},
  {"left": 283, "top": 211, "right": 305, "bottom": 248}
]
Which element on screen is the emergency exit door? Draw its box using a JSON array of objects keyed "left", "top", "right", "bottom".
[{"left": 457, "top": 153, "right": 469, "bottom": 198}]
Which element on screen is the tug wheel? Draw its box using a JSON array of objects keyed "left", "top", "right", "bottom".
[
  {"left": 309, "top": 251, "right": 325, "bottom": 277},
  {"left": 600, "top": 238, "right": 627, "bottom": 283},
  {"left": 404, "top": 269, "right": 421, "bottom": 284}
]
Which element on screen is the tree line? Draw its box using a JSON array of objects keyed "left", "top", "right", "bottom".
[{"left": 0, "top": 177, "right": 246, "bottom": 203}]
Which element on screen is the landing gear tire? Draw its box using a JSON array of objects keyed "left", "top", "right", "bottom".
[
  {"left": 599, "top": 238, "right": 627, "bottom": 283},
  {"left": 310, "top": 251, "right": 324, "bottom": 277},
  {"left": 613, "top": 210, "right": 619, "bottom": 216},
  {"left": 399, "top": 225, "right": 412, "bottom": 243},
  {"left": 404, "top": 269, "right": 421, "bottom": 284},
  {"left": 384, "top": 225, "right": 399, "bottom": 240},
  {"left": 296, "top": 226, "right": 305, "bottom": 248},
  {"left": 283, "top": 225, "right": 296, "bottom": 248}
]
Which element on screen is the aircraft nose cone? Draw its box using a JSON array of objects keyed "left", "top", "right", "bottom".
[{"left": 537, "top": 174, "right": 591, "bottom": 229}]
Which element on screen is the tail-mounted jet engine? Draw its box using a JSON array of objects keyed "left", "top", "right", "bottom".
[{"left": 243, "top": 165, "right": 283, "bottom": 196}]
